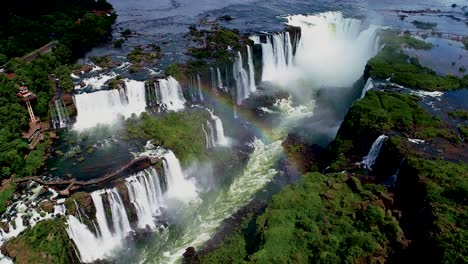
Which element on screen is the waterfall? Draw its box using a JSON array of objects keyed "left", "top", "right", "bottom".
[
  {"left": 258, "top": 12, "right": 380, "bottom": 87},
  {"left": 54, "top": 99, "right": 69, "bottom": 128},
  {"left": 156, "top": 77, "right": 186, "bottom": 111},
  {"left": 108, "top": 189, "right": 132, "bottom": 237},
  {"left": 125, "top": 168, "right": 164, "bottom": 229},
  {"left": 197, "top": 75, "right": 204, "bottom": 101},
  {"left": 261, "top": 32, "right": 294, "bottom": 82},
  {"left": 205, "top": 121, "right": 217, "bottom": 149},
  {"left": 202, "top": 124, "right": 214, "bottom": 149},
  {"left": 233, "top": 52, "right": 250, "bottom": 105},
  {"left": 73, "top": 79, "right": 147, "bottom": 130},
  {"left": 66, "top": 189, "right": 132, "bottom": 263},
  {"left": 362, "top": 135, "right": 388, "bottom": 171},
  {"left": 247, "top": 45, "right": 257, "bottom": 92},
  {"left": 383, "top": 158, "right": 405, "bottom": 187},
  {"left": 163, "top": 150, "right": 198, "bottom": 202},
  {"left": 210, "top": 67, "right": 217, "bottom": 93},
  {"left": 360, "top": 78, "right": 374, "bottom": 99},
  {"left": 207, "top": 109, "right": 228, "bottom": 146},
  {"left": 216, "top": 67, "right": 223, "bottom": 90}
]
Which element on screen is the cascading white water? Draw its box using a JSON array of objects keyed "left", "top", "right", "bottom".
[
  {"left": 233, "top": 51, "right": 250, "bottom": 105},
  {"left": 162, "top": 151, "right": 198, "bottom": 202},
  {"left": 108, "top": 189, "right": 132, "bottom": 237},
  {"left": 247, "top": 45, "right": 257, "bottom": 93},
  {"left": 260, "top": 32, "right": 294, "bottom": 82},
  {"left": 157, "top": 77, "right": 186, "bottom": 111},
  {"left": 197, "top": 75, "right": 204, "bottom": 101},
  {"left": 66, "top": 189, "right": 132, "bottom": 263},
  {"left": 54, "top": 99, "right": 69, "bottom": 128},
  {"left": 362, "top": 135, "right": 388, "bottom": 171},
  {"left": 207, "top": 109, "right": 228, "bottom": 146},
  {"left": 210, "top": 67, "right": 217, "bottom": 93},
  {"left": 260, "top": 12, "right": 380, "bottom": 87},
  {"left": 205, "top": 121, "right": 217, "bottom": 149},
  {"left": 202, "top": 124, "right": 214, "bottom": 149},
  {"left": 73, "top": 79, "right": 147, "bottom": 130},
  {"left": 125, "top": 168, "right": 164, "bottom": 229},
  {"left": 360, "top": 77, "right": 374, "bottom": 99},
  {"left": 216, "top": 67, "right": 223, "bottom": 90}
]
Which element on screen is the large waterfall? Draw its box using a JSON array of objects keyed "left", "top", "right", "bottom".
[
  {"left": 126, "top": 168, "right": 164, "bottom": 229},
  {"left": 260, "top": 32, "right": 294, "bottom": 82},
  {"left": 203, "top": 114, "right": 228, "bottom": 149},
  {"left": 66, "top": 189, "right": 132, "bottom": 263},
  {"left": 73, "top": 79, "right": 147, "bottom": 130},
  {"left": 67, "top": 150, "right": 198, "bottom": 262},
  {"left": 259, "top": 12, "right": 380, "bottom": 87},
  {"left": 163, "top": 151, "right": 198, "bottom": 202},
  {"left": 247, "top": 45, "right": 257, "bottom": 93},
  {"left": 53, "top": 99, "right": 70, "bottom": 129},
  {"left": 362, "top": 135, "right": 388, "bottom": 171},
  {"left": 233, "top": 51, "right": 250, "bottom": 105},
  {"left": 157, "top": 77, "right": 186, "bottom": 111}
]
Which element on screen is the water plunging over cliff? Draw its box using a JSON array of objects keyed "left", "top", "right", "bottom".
[
  {"left": 233, "top": 51, "right": 250, "bottom": 105},
  {"left": 259, "top": 12, "right": 380, "bottom": 88},
  {"left": 362, "top": 135, "right": 388, "bottom": 171},
  {"left": 66, "top": 189, "right": 132, "bottom": 263},
  {"left": 53, "top": 99, "right": 70, "bottom": 129},
  {"left": 156, "top": 77, "right": 186, "bottom": 111},
  {"left": 126, "top": 168, "right": 164, "bottom": 229},
  {"left": 163, "top": 151, "right": 198, "bottom": 202},
  {"left": 203, "top": 109, "right": 228, "bottom": 149},
  {"left": 360, "top": 78, "right": 374, "bottom": 99},
  {"left": 73, "top": 79, "right": 147, "bottom": 130}
]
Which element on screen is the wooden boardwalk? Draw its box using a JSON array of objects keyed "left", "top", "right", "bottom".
[{"left": 14, "top": 156, "right": 158, "bottom": 196}]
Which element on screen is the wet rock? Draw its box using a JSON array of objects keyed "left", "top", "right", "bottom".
[
  {"left": 39, "top": 201, "right": 54, "bottom": 213},
  {"left": 2, "top": 223, "right": 9, "bottom": 233},
  {"left": 346, "top": 176, "right": 363, "bottom": 193},
  {"left": 183, "top": 247, "right": 200, "bottom": 264}
]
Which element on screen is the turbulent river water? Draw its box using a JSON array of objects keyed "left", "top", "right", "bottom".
[{"left": 1, "top": 0, "right": 467, "bottom": 264}]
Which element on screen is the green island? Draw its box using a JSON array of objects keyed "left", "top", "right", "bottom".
[{"left": 367, "top": 31, "right": 468, "bottom": 91}]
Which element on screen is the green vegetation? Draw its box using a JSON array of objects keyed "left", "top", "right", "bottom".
[
  {"left": 404, "top": 159, "right": 468, "bottom": 263},
  {"left": 380, "top": 31, "right": 433, "bottom": 50},
  {"left": 201, "top": 173, "right": 403, "bottom": 263},
  {"left": 126, "top": 46, "right": 161, "bottom": 64},
  {"left": 0, "top": 183, "right": 16, "bottom": 215},
  {"left": 412, "top": 20, "right": 437, "bottom": 30},
  {"left": 449, "top": 111, "right": 468, "bottom": 120},
  {"left": 114, "top": 38, "right": 125, "bottom": 48},
  {"left": 460, "top": 126, "right": 468, "bottom": 137},
  {"left": 0, "top": 0, "right": 115, "bottom": 181},
  {"left": 2, "top": 218, "right": 76, "bottom": 264},
  {"left": 368, "top": 31, "right": 468, "bottom": 91},
  {"left": 124, "top": 111, "right": 211, "bottom": 164},
  {"left": 0, "top": 0, "right": 115, "bottom": 61},
  {"left": 188, "top": 26, "right": 247, "bottom": 62},
  {"left": 338, "top": 91, "right": 457, "bottom": 142}
]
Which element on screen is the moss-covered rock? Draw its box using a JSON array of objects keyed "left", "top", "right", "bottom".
[
  {"left": 1, "top": 218, "right": 77, "bottom": 264},
  {"left": 367, "top": 30, "right": 468, "bottom": 91},
  {"left": 200, "top": 172, "right": 404, "bottom": 263}
]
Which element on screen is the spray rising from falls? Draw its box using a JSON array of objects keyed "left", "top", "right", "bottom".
[
  {"left": 156, "top": 77, "right": 186, "bottom": 111},
  {"left": 73, "top": 79, "right": 147, "bottom": 130},
  {"left": 362, "top": 135, "right": 388, "bottom": 171},
  {"left": 67, "top": 150, "right": 198, "bottom": 262},
  {"left": 126, "top": 168, "right": 164, "bottom": 229},
  {"left": 52, "top": 99, "right": 70, "bottom": 129},
  {"left": 260, "top": 12, "right": 380, "bottom": 87},
  {"left": 203, "top": 109, "right": 228, "bottom": 149},
  {"left": 66, "top": 189, "right": 131, "bottom": 263},
  {"left": 360, "top": 77, "right": 374, "bottom": 99}
]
